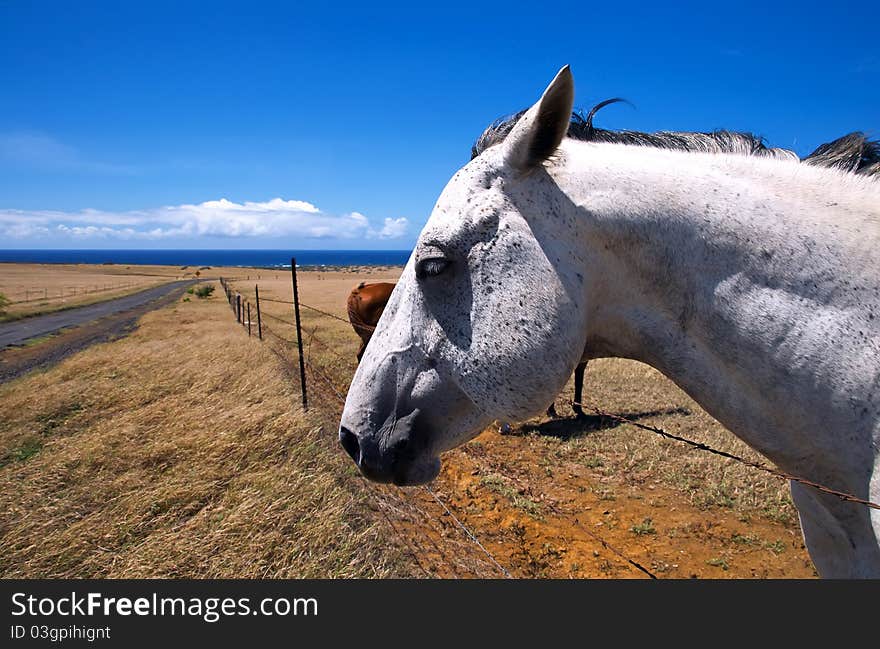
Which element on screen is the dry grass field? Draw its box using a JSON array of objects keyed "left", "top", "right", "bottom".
[
  {"left": 0, "top": 281, "right": 412, "bottom": 578},
  {"left": 0, "top": 263, "right": 816, "bottom": 578}
]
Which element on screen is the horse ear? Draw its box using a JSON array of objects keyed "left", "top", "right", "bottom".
[{"left": 503, "top": 65, "right": 574, "bottom": 173}]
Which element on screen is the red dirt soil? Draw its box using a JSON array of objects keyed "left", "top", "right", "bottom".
[{"left": 379, "top": 425, "right": 816, "bottom": 579}]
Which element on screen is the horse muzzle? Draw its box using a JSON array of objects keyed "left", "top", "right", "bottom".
[{"left": 338, "top": 409, "right": 441, "bottom": 486}]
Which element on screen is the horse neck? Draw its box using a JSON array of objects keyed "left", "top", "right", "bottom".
[{"left": 552, "top": 144, "right": 878, "bottom": 454}]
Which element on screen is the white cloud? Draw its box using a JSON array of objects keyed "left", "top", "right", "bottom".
[
  {"left": 374, "top": 217, "right": 409, "bottom": 239},
  {"left": 0, "top": 198, "right": 409, "bottom": 243},
  {"left": 1, "top": 222, "right": 51, "bottom": 238}
]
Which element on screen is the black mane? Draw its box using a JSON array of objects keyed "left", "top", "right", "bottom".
[{"left": 471, "top": 101, "right": 879, "bottom": 178}]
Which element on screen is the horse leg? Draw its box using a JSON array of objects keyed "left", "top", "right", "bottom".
[
  {"left": 790, "top": 481, "right": 880, "bottom": 578},
  {"left": 572, "top": 361, "right": 587, "bottom": 417},
  {"left": 356, "top": 338, "right": 367, "bottom": 363}
]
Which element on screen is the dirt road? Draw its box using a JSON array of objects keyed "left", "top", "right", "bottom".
[
  {"left": 0, "top": 280, "right": 197, "bottom": 348},
  {"left": 0, "top": 280, "right": 198, "bottom": 383}
]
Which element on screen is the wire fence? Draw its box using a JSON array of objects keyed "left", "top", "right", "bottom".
[
  {"left": 568, "top": 400, "right": 880, "bottom": 511},
  {"left": 217, "top": 259, "right": 880, "bottom": 579},
  {"left": 219, "top": 266, "right": 517, "bottom": 578},
  {"left": 6, "top": 281, "right": 149, "bottom": 304}
]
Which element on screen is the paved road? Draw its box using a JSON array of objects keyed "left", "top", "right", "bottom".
[{"left": 0, "top": 280, "right": 198, "bottom": 348}]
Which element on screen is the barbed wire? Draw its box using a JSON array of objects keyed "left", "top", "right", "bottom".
[
  {"left": 304, "top": 357, "right": 348, "bottom": 404},
  {"left": 229, "top": 284, "right": 643, "bottom": 578},
  {"left": 459, "top": 446, "right": 657, "bottom": 579},
  {"left": 257, "top": 308, "right": 514, "bottom": 577},
  {"left": 238, "top": 318, "right": 444, "bottom": 578},
  {"left": 7, "top": 281, "right": 157, "bottom": 304},
  {"left": 305, "top": 365, "right": 510, "bottom": 577},
  {"left": 224, "top": 284, "right": 366, "bottom": 330},
  {"left": 254, "top": 296, "right": 293, "bottom": 305},
  {"left": 570, "top": 399, "right": 880, "bottom": 510},
  {"left": 224, "top": 275, "right": 880, "bottom": 579},
  {"left": 304, "top": 328, "right": 359, "bottom": 368},
  {"left": 423, "top": 485, "right": 513, "bottom": 578},
  {"left": 299, "top": 302, "right": 354, "bottom": 325},
  {"left": 260, "top": 310, "right": 299, "bottom": 331},
  {"left": 290, "top": 332, "right": 524, "bottom": 572},
  {"left": 388, "top": 485, "right": 480, "bottom": 577},
  {"left": 370, "top": 491, "right": 436, "bottom": 578},
  {"left": 260, "top": 322, "right": 297, "bottom": 345},
  {"left": 232, "top": 282, "right": 686, "bottom": 578}
]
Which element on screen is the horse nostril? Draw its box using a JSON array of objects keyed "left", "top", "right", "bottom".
[{"left": 339, "top": 426, "right": 361, "bottom": 464}]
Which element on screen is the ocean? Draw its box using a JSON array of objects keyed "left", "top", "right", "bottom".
[{"left": 0, "top": 249, "right": 412, "bottom": 268}]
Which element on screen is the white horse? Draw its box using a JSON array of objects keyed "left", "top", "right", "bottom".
[{"left": 339, "top": 66, "right": 880, "bottom": 578}]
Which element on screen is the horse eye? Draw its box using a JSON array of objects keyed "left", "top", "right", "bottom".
[{"left": 416, "top": 257, "right": 450, "bottom": 279}]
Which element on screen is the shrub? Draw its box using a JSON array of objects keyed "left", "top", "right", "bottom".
[
  {"left": 630, "top": 518, "right": 656, "bottom": 536},
  {"left": 0, "top": 292, "right": 9, "bottom": 315},
  {"left": 194, "top": 285, "right": 215, "bottom": 299}
]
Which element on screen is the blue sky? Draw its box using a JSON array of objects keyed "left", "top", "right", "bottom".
[{"left": 1, "top": 0, "right": 877, "bottom": 249}]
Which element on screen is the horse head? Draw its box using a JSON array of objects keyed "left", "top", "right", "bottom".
[{"left": 339, "top": 66, "right": 591, "bottom": 484}]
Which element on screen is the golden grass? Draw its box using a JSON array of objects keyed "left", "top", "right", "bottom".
[{"left": 0, "top": 282, "right": 411, "bottom": 578}]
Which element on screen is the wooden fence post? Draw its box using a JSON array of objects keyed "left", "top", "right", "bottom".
[
  {"left": 247, "top": 303, "right": 252, "bottom": 337},
  {"left": 236, "top": 294, "right": 241, "bottom": 323},
  {"left": 255, "top": 285, "right": 263, "bottom": 341},
  {"left": 290, "top": 257, "right": 308, "bottom": 411}
]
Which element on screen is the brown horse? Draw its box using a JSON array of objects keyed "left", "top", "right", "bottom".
[
  {"left": 347, "top": 281, "right": 587, "bottom": 417},
  {"left": 347, "top": 282, "right": 397, "bottom": 362}
]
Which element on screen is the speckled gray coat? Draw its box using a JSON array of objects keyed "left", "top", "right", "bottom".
[{"left": 339, "top": 67, "right": 880, "bottom": 578}]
